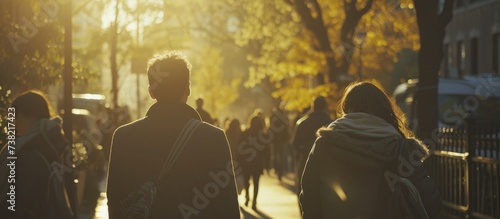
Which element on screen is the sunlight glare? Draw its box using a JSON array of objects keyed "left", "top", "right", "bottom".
[
  {"left": 101, "top": 0, "right": 164, "bottom": 31},
  {"left": 331, "top": 180, "right": 348, "bottom": 202}
]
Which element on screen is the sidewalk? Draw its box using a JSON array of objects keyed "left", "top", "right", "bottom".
[
  {"left": 85, "top": 172, "right": 300, "bottom": 219},
  {"left": 239, "top": 172, "right": 301, "bottom": 219}
]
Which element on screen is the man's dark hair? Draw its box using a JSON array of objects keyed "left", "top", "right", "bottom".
[
  {"left": 147, "top": 51, "right": 192, "bottom": 101},
  {"left": 12, "top": 90, "right": 54, "bottom": 120},
  {"left": 312, "top": 96, "right": 327, "bottom": 112},
  {"left": 196, "top": 98, "right": 204, "bottom": 108}
]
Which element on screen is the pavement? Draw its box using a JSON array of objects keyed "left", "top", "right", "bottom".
[
  {"left": 239, "top": 172, "right": 301, "bottom": 219},
  {"left": 83, "top": 171, "right": 301, "bottom": 219}
]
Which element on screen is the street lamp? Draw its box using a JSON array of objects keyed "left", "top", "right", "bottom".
[{"left": 355, "top": 31, "right": 367, "bottom": 80}]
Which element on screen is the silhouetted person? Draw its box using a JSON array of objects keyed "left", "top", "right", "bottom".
[
  {"left": 291, "top": 96, "right": 331, "bottom": 196},
  {"left": 270, "top": 105, "right": 289, "bottom": 181},
  {"left": 251, "top": 109, "right": 271, "bottom": 174},
  {"left": 292, "top": 107, "right": 310, "bottom": 131},
  {"left": 0, "top": 90, "right": 74, "bottom": 218},
  {"left": 225, "top": 119, "right": 242, "bottom": 158},
  {"left": 107, "top": 51, "right": 240, "bottom": 218},
  {"left": 237, "top": 115, "right": 270, "bottom": 210},
  {"left": 300, "top": 82, "right": 442, "bottom": 218},
  {"left": 97, "top": 106, "right": 115, "bottom": 161},
  {"left": 196, "top": 98, "right": 214, "bottom": 124}
]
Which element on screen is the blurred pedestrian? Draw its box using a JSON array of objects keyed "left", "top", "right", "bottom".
[
  {"left": 300, "top": 82, "right": 442, "bottom": 218},
  {"left": 225, "top": 119, "right": 242, "bottom": 158},
  {"left": 98, "top": 106, "right": 115, "bottom": 161},
  {"left": 0, "top": 90, "right": 75, "bottom": 218},
  {"left": 225, "top": 119, "right": 244, "bottom": 194},
  {"left": 196, "top": 98, "right": 214, "bottom": 124},
  {"left": 291, "top": 96, "right": 331, "bottom": 196},
  {"left": 107, "top": 51, "right": 240, "bottom": 218},
  {"left": 237, "top": 115, "right": 270, "bottom": 210},
  {"left": 291, "top": 106, "right": 310, "bottom": 133},
  {"left": 253, "top": 109, "right": 272, "bottom": 174},
  {"left": 270, "top": 104, "right": 290, "bottom": 181}
]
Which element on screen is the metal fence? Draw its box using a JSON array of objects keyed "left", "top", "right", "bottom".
[{"left": 426, "top": 120, "right": 500, "bottom": 219}]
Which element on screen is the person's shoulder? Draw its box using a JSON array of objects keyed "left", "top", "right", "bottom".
[
  {"left": 402, "top": 138, "right": 430, "bottom": 161},
  {"left": 317, "top": 112, "right": 331, "bottom": 122},
  {"left": 191, "top": 122, "right": 229, "bottom": 150},
  {"left": 197, "top": 108, "right": 210, "bottom": 116},
  {"left": 113, "top": 117, "right": 147, "bottom": 136},
  {"left": 307, "top": 134, "right": 330, "bottom": 156},
  {"left": 196, "top": 121, "right": 224, "bottom": 136},
  {"left": 296, "top": 114, "right": 310, "bottom": 126}
]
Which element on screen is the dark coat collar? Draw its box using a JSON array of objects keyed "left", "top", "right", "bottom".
[{"left": 146, "top": 101, "right": 201, "bottom": 121}]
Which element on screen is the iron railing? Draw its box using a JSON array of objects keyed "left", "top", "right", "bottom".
[{"left": 426, "top": 120, "right": 500, "bottom": 219}]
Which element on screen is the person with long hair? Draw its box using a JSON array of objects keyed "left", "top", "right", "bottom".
[
  {"left": 225, "top": 118, "right": 242, "bottom": 157},
  {"left": 0, "top": 90, "right": 74, "bottom": 218},
  {"left": 300, "top": 82, "right": 442, "bottom": 218},
  {"left": 238, "top": 115, "right": 270, "bottom": 210}
]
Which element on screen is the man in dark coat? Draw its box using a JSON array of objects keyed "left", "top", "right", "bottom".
[
  {"left": 107, "top": 51, "right": 240, "bottom": 219},
  {"left": 291, "top": 96, "right": 332, "bottom": 196}
]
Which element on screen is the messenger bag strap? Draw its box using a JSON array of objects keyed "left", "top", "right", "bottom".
[{"left": 154, "top": 118, "right": 202, "bottom": 184}]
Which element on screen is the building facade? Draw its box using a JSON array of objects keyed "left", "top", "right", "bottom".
[{"left": 442, "top": 0, "right": 500, "bottom": 78}]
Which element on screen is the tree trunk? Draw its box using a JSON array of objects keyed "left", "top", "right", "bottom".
[
  {"left": 110, "top": 0, "right": 120, "bottom": 108},
  {"left": 62, "top": 2, "right": 79, "bottom": 218},
  {"left": 413, "top": 0, "right": 453, "bottom": 143}
]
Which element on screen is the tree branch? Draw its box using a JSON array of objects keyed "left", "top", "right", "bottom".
[
  {"left": 293, "top": 0, "right": 319, "bottom": 32},
  {"left": 359, "top": 0, "right": 375, "bottom": 15}
]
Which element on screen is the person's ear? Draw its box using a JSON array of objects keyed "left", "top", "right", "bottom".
[{"left": 148, "top": 86, "right": 156, "bottom": 100}]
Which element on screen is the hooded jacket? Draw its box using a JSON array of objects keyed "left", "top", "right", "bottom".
[
  {"left": 107, "top": 101, "right": 240, "bottom": 219},
  {"left": 0, "top": 117, "right": 73, "bottom": 218},
  {"left": 300, "top": 112, "right": 442, "bottom": 219}
]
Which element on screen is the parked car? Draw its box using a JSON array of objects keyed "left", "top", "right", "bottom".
[
  {"left": 393, "top": 74, "right": 500, "bottom": 129},
  {"left": 71, "top": 93, "right": 107, "bottom": 115}
]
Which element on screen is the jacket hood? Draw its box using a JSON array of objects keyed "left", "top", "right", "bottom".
[
  {"left": 316, "top": 113, "right": 426, "bottom": 169},
  {"left": 0, "top": 117, "right": 67, "bottom": 200}
]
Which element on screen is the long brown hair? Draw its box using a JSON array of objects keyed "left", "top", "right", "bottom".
[{"left": 338, "top": 81, "right": 415, "bottom": 139}]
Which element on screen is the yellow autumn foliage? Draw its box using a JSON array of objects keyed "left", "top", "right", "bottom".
[
  {"left": 178, "top": 0, "right": 420, "bottom": 112},
  {"left": 191, "top": 47, "right": 241, "bottom": 118}
]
